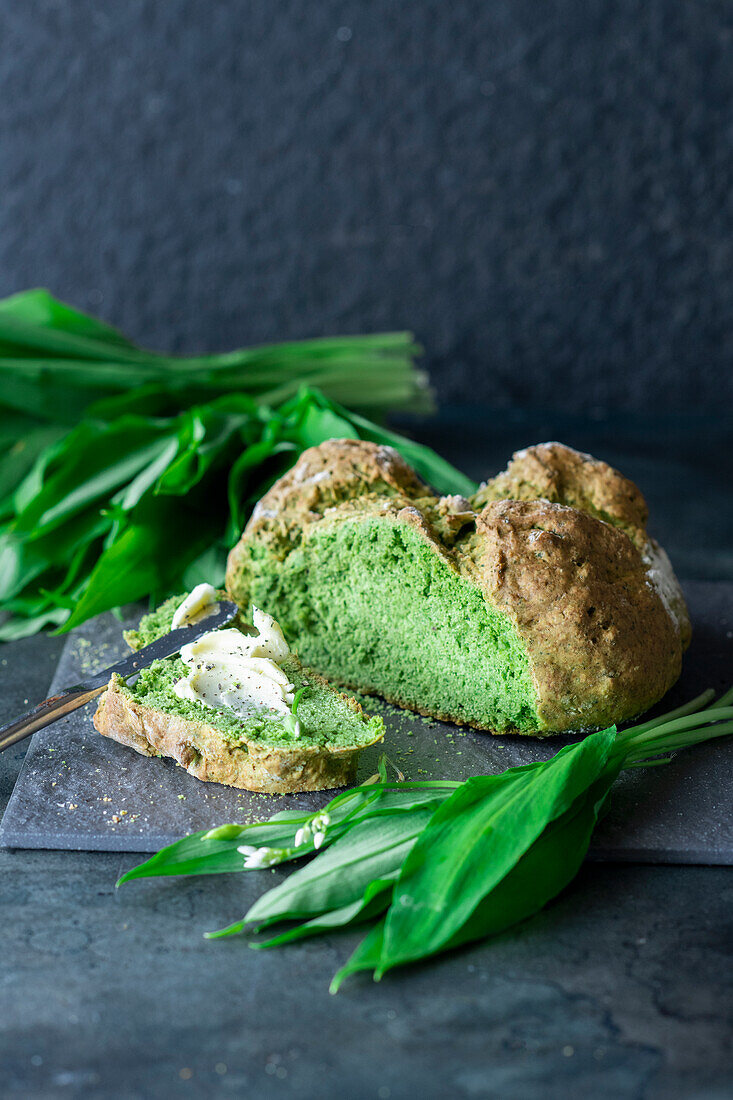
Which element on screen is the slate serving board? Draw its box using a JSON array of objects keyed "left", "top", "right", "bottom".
[{"left": 0, "top": 580, "right": 731, "bottom": 862}]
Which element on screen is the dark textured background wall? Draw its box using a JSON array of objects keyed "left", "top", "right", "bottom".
[{"left": 1, "top": 0, "right": 731, "bottom": 412}]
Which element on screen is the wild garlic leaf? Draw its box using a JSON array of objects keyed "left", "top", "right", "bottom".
[
  {"left": 244, "top": 809, "right": 435, "bottom": 929},
  {"left": 329, "top": 918, "right": 388, "bottom": 994},
  {"left": 438, "top": 767, "right": 623, "bottom": 958},
  {"left": 343, "top": 406, "right": 478, "bottom": 497},
  {"left": 0, "top": 288, "right": 135, "bottom": 348},
  {"left": 295, "top": 403, "right": 358, "bottom": 449},
  {"left": 28, "top": 438, "right": 169, "bottom": 538},
  {"left": 154, "top": 406, "right": 250, "bottom": 497},
  {"left": 330, "top": 769, "right": 623, "bottom": 990},
  {"left": 0, "top": 504, "right": 107, "bottom": 606},
  {"left": 117, "top": 833, "right": 250, "bottom": 885},
  {"left": 60, "top": 495, "right": 211, "bottom": 631},
  {"left": 117, "top": 788, "right": 403, "bottom": 885},
  {"left": 203, "top": 918, "right": 249, "bottom": 940},
  {"left": 0, "top": 530, "right": 51, "bottom": 604},
  {"left": 11, "top": 425, "right": 75, "bottom": 515},
  {"left": 122, "top": 783, "right": 447, "bottom": 887},
  {"left": 0, "top": 359, "right": 167, "bottom": 425},
  {"left": 118, "top": 772, "right": 457, "bottom": 888},
  {"left": 0, "top": 316, "right": 154, "bottom": 365},
  {"left": 180, "top": 542, "right": 229, "bottom": 591},
  {"left": 0, "top": 507, "right": 112, "bottom": 604},
  {"left": 226, "top": 438, "right": 296, "bottom": 535},
  {"left": 0, "top": 425, "right": 67, "bottom": 519},
  {"left": 0, "top": 605, "right": 69, "bottom": 641},
  {"left": 0, "top": 356, "right": 159, "bottom": 389},
  {"left": 251, "top": 876, "right": 396, "bottom": 950},
  {"left": 0, "top": 406, "right": 44, "bottom": 443},
  {"left": 378, "top": 731, "right": 617, "bottom": 972},
  {"left": 117, "top": 797, "right": 355, "bottom": 886},
  {"left": 111, "top": 436, "right": 182, "bottom": 513},
  {"left": 12, "top": 420, "right": 169, "bottom": 537},
  {"left": 0, "top": 291, "right": 428, "bottom": 416}
]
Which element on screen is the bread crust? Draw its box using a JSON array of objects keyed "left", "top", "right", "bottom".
[
  {"left": 467, "top": 497, "right": 682, "bottom": 731},
  {"left": 473, "top": 441, "right": 649, "bottom": 548},
  {"left": 93, "top": 674, "right": 374, "bottom": 793},
  {"left": 226, "top": 439, "right": 691, "bottom": 735}
]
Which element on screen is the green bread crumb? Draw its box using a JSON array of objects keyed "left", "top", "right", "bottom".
[
  {"left": 240, "top": 515, "right": 539, "bottom": 733},
  {"left": 123, "top": 595, "right": 182, "bottom": 650}
]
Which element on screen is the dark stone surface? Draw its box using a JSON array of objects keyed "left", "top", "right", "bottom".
[
  {"left": 2, "top": 581, "right": 733, "bottom": 863},
  {"left": 2, "top": 0, "right": 733, "bottom": 412},
  {"left": 0, "top": 850, "right": 731, "bottom": 1099}
]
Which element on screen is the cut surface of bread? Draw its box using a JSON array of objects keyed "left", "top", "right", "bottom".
[
  {"left": 93, "top": 596, "right": 384, "bottom": 793},
  {"left": 225, "top": 440, "right": 690, "bottom": 736}
]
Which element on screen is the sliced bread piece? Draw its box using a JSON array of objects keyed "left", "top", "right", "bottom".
[{"left": 93, "top": 596, "right": 384, "bottom": 793}]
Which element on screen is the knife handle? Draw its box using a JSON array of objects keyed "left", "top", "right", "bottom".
[{"left": 0, "top": 684, "right": 105, "bottom": 752}]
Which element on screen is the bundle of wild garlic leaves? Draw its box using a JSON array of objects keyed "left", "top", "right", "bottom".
[
  {"left": 0, "top": 289, "right": 472, "bottom": 640},
  {"left": 119, "top": 687, "right": 733, "bottom": 991}
]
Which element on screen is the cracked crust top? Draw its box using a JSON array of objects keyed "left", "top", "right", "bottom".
[
  {"left": 249, "top": 437, "right": 427, "bottom": 524},
  {"left": 473, "top": 441, "right": 649, "bottom": 548}
]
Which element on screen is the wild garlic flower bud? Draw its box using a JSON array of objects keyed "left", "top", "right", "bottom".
[{"left": 238, "top": 845, "right": 282, "bottom": 869}]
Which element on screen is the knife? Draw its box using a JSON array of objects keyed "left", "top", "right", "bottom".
[{"left": 0, "top": 600, "right": 239, "bottom": 753}]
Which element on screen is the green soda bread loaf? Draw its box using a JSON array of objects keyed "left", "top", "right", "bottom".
[
  {"left": 225, "top": 440, "right": 691, "bottom": 736},
  {"left": 93, "top": 595, "right": 384, "bottom": 793}
]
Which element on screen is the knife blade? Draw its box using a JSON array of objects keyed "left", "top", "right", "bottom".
[{"left": 0, "top": 600, "right": 239, "bottom": 753}]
